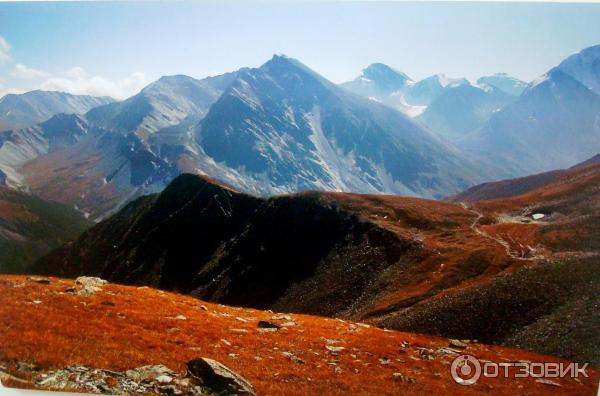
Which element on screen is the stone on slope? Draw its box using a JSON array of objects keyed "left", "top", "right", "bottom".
[{"left": 186, "top": 357, "right": 256, "bottom": 395}]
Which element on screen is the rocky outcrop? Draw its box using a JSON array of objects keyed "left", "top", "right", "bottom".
[
  {"left": 74, "top": 276, "right": 108, "bottom": 295},
  {"left": 1, "top": 359, "right": 255, "bottom": 395}
]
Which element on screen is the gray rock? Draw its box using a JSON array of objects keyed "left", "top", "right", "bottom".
[
  {"left": 125, "top": 364, "right": 174, "bottom": 382},
  {"left": 75, "top": 276, "right": 108, "bottom": 288},
  {"left": 449, "top": 339, "right": 468, "bottom": 349},
  {"left": 8, "top": 362, "right": 208, "bottom": 395},
  {"left": 74, "top": 276, "right": 108, "bottom": 295},
  {"left": 325, "top": 345, "right": 345, "bottom": 355},
  {"left": 282, "top": 351, "right": 305, "bottom": 364},
  {"left": 186, "top": 358, "right": 255, "bottom": 395},
  {"left": 27, "top": 276, "right": 50, "bottom": 284},
  {"left": 157, "top": 374, "right": 173, "bottom": 384}
]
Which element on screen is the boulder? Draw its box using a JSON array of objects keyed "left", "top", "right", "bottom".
[
  {"left": 186, "top": 358, "right": 255, "bottom": 395},
  {"left": 257, "top": 321, "right": 280, "bottom": 332},
  {"left": 449, "top": 339, "right": 469, "bottom": 349},
  {"left": 75, "top": 276, "right": 108, "bottom": 296},
  {"left": 76, "top": 276, "right": 107, "bottom": 288}
]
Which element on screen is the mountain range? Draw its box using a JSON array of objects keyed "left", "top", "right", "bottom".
[
  {"left": 476, "top": 73, "right": 529, "bottom": 96},
  {"left": 0, "top": 45, "right": 597, "bottom": 222},
  {"left": 0, "top": 90, "right": 113, "bottom": 132},
  {"left": 342, "top": 45, "right": 600, "bottom": 177},
  {"left": 0, "top": 55, "right": 489, "bottom": 219},
  {"left": 460, "top": 45, "right": 600, "bottom": 175},
  {"left": 341, "top": 64, "right": 526, "bottom": 140}
]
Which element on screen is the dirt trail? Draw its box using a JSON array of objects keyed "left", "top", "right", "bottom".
[{"left": 460, "top": 203, "right": 534, "bottom": 260}]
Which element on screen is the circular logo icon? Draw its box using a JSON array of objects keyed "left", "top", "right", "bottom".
[{"left": 451, "top": 355, "right": 482, "bottom": 385}]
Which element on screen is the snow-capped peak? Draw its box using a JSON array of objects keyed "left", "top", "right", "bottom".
[
  {"left": 362, "top": 63, "right": 413, "bottom": 84},
  {"left": 435, "top": 74, "right": 468, "bottom": 88},
  {"left": 556, "top": 44, "right": 600, "bottom": 96}
]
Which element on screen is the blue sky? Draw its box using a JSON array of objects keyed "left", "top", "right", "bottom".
[{"left": 1, "top": 1, "right": 600, "bottom": 99}]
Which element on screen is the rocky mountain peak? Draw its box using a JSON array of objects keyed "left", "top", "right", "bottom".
[{"left": 362, "top": 63, "right": 412, "bottom": 86}]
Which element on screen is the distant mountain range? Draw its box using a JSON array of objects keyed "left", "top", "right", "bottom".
[
  {"left": 341, "top": 44, "right": 600, "bottom": 177},
  {"left": 416, "top": 83, "right": 516, "bottom": 141},
  {"left": 0, "top": 56, "right": 488, "bottom": 219},
  {"left": 459, "top": 45, "right": 600, "bottom": 175},
  {"left": 0, "top": 44, "right": 599, "bottom": 219},
  {"left": 476, "top": 73, "right": 529, "bottom": 96},
  {"left": 85, "top": 72, "right": 241, "bottom": 134},
  {"left": 0, "top": 90, "right": 113, "bottom": 132},
  {"left": 341, "top": 64, "right": 527, "bottom": 141}
]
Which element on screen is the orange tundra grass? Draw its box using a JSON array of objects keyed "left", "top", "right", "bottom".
[{"left": 0, "top": 275, "right": 598, "bottom": 395}]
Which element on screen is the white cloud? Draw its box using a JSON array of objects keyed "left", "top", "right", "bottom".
[
  {"left": 11, "top": 63, "right": 51, "bottom": 80},
  {"left": 0, "top": 37, "right": 147, "bottom": 100},
  {"left": 0, "top": 80, "right": 24, "bottom": 98},
  {"left": 64, "top": 66, "right": 87, "bottom": 80},
  {"left": 40, "top": 68, "right": 149, "bottom": 99},
  {"left": 0, "top": 37, "right": 10, "bottom": 63}
]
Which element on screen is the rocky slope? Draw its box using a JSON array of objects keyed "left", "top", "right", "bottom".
[
  {"left": 0, "top": 187, "right": 91, "bottom": 273},
  {"left": 196, "top": 55, "right": 484, "bottom": 199},
  {"left": 386, "top": 156, "right": 600, "bottom": 365},
  {"left": 0, "top": 275, "right": 597, "bottom": 395},
  {"left": 0, "top": 114, "right": 92, "bottom": 187}
]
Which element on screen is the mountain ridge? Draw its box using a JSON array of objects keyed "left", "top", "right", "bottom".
[
  {"left": 32, "top": 153, "right": 600, "bottom": 364},
  {"left": 196, "top": 55, "right": 485, "bottom": 199},
  {"left": 0, "top": 90, "right": 113, "bottom": 132},
  {"left": 0, "top": 186, "right": 91, "bottom": 273}
]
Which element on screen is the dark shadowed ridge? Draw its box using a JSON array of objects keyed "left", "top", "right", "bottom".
[{"left": 31, "top": 164, "right": 600, "bottom": 364}]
